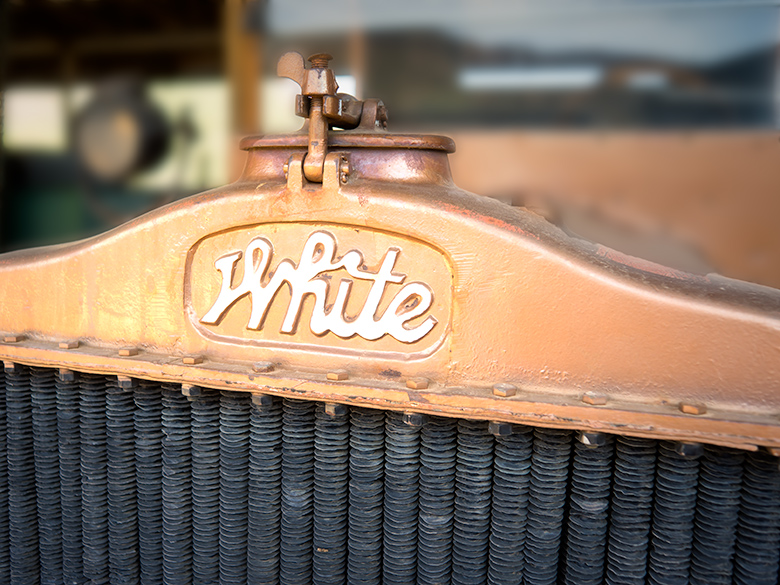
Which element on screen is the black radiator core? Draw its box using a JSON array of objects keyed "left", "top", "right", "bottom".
[{"left": 0, "top": 365, "right": 779, "bottom": 585}]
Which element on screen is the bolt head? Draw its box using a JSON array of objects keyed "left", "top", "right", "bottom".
[
  {"left": 58, "top": 368, "right": 76, "bottom": 382},
  {"left": 253, "top": 361, "right": 275, "bottom": 373},
  {"left": 324, "top": 403, "right": 348, "bottom": 417},
  {"left": 182, "top": 355, "right": 203, "bottom": 365},
  {"left": 117, "top": 376, "right": 137, "bottom": 390},
  {"left": 582, "top": 392, "right": 608, "bottom": 406},
  {"left": 489, "top": 421, "right": 513, "bottom": 437},
  {"left": 251, "top": 394, "right": 274, "bottom": 409},
  {"left": 118, "top": 347, "right": 138, "bottom": 357},
  {"left": 327, "top": 369, "right": 349, "bottom": 381},
  {"left": 59, "top": 340, "right": 79, "bottom": 350},
  {"left": 578, "top": 431, "right": 608, "bottom": 447},
  {"left": 492, "top": 383, "right": 517, "bottom": 398},
  {"left": 403, "top": 412, "right": 425, "bottom": 427},
  {"left": 675, "top": 441, "right": 704, "bottom": 458},
  {"left": 406, "top": 377, "right": 429, "bottom": 390},
  {"left": 3, "top": 361, "right": 17, "bottom": 373},
  {"left": 3, "top": 335, "right": 22, "bottom": 343},
  {"left": 679, "top": 402, "right": 707, "bottom": 415}
]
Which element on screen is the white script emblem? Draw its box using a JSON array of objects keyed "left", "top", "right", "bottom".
[{"left": 200, "top": 231, "right": 437, "bottom": 343}]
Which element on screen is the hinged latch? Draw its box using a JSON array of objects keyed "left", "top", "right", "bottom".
[{"left": 277, "top": 51, "right": 388, "bottom": 183}]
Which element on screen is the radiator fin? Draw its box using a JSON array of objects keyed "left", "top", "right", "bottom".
[
  {"left": 190, "top": 390, "right": 221, "bottom": 585},
  {"left": 453, "top": 419, "right": 494, "bottom": 585},
  {"left": 218, "top": 390, "right": 250, "bottom": 584},
  {"left": 417, "top": 416, "right": 457, "bottom": 585},
  {"left": 0, "top": 371, "right": 777, "bottom": 584},
  {"left": 347, "top": 407, "right": 384, "bottom": 585},
  {"left": 56, "top": 369, "right": 83, "bottom": 585},
  {"left": 564, "top": 433, "right": 614, "bottom": 585},
  {"left": 383, "top": 410, "right": 419, "bottom": 585},
  {"left": 6, "top": 364, "right": 40, "bottom": 584},
  {"left": 31, "top": 367, "right": 62, "bottom": 585},
  {"left": 647, "top": 441, "right": 701, "bottom": 585},
  {"left": 161, "top": 384, "right": 192, "bottom": 585},
  {"left": 689, "top": 445, "right": 743, "bottom": 585},
  {"left": 487, "top": 423, "right": 533, "bottom": 585},
  {"left": 134, "top": 380, "right": 163, "bottom": 584},
  {"left": 106, "top": 377, "right": 139, "bottom": 584},
  {"left": 525, "top": 427, "right": 572, "bottom": 585},
  {"left": 606, "top": 436, "right": 657, "bottom": 585},
  {"left": 733, "top": 449, "right": 780, "bottom": 585},
  {"left": 248, "top": 394, "right": 283, "bottom": 584},
  {"left": 0, "top": 366, "right": 9, "bottom": 583},
  {"left": 280, "top": 397, "right": 315, "bottom": 585},
  {"left": 313, "top": 402, "right": 350, "bottom": 585}
]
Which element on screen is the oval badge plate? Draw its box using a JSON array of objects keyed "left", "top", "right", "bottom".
[{"left": 185, "top": 223, "right": 452, "bottom": 359}]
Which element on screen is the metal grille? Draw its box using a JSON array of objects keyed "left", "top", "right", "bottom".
[{"left": 0, "top": 364, "right": 778, "bottom": 585}]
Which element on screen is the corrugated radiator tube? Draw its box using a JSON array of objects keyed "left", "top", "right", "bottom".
[
  {"left": 733, "top": 449, "right": 780, "bottom": 585},
  {"left": 219, "top": 390, "right": 251, "bottom": 584},
  {"left": 106, "top": 377, "right": 139, "bottom": 584},
  {"left": 190, "top": 389, "right": 221, "bottom": 585},
  {"left": 347, "top": 407, "right": 384, "bottom": 585},
  {"left": 80, "top": 372, "right": 109, "bottom": 585},
  {"left": 564, "top": 432, "right": 615, "bottom": 585},
  {"left": 487, "top": 423, "right": 533, "bottom": 585},
  {"left": 162, "top": 384, "right": 192, "bottom": 585},
  {"left": 0, "top": 366, "right": 9, "bottom": 583},
  {"left": 31, "top": 367, "right": 62, "bottom": 585},
  {"left": 135, "top": 380, "right": 163, "bottom": 585},
  {"left": 383, "top": 410, "right": 420, "bottom": 585},
  {"left": 313, "top": 402, "right": 350, "bottom": 585},
  {"left": 524, "top": 428, "right": 571, "bottom": 585},
  {"left": 648, "top": 441, "right": 701, "bottom": 585},
  {"left": 605, "top": 436, "right": 657, "bottom": 585},
  {"left": 5, "top": 363, "right": 39, "bottom": 584},
  {"left": 689, "top": 445, "right": 743, "bottom": 585},
  {"left": 417, "top": 416, "right": 457, "bottom": 585},
  {"left": 453, "top": 419, "right": 494, "bottom": 585},
  {"left": 280, "top": 398, "right": 315, "bottom": 585},
  {"left": 56, "top": 369, "right": 83, "bottom": 585},
  {"left": 248, "top": 394, "right": 283, "bottom": 584}
]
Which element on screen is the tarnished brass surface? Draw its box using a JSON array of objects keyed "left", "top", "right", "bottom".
[
  {"left": 1, "top": 53, "right": 780, "bottom": 449},
  {"left": 1, "top": 131, "right": 779, "bottom": 449}
]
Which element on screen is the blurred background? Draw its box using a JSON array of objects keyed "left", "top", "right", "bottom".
[{"left": 2, "top": 0, "right": 780, "bottom": 287}]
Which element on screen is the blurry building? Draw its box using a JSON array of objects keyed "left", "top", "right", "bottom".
[{"left": 2, "top": 0, "right": 780, "bottom": 287}]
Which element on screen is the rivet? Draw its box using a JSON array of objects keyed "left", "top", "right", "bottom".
[
  {"left": 251, "top": 394, "right": 274, "bottom": 409},
  {"left": 492, "top": 383, "right": 517, "bottom": 398},
  {"left": 58, "top": 368, "right": 76, "bottom": 382},
  {"left": 3, "top": 335, "right": 23, "bottom": 343},
  {"left": 325, "top": 403, "right": 348, "bottom": 417},
  {"left": 181, "top": 384, "right": 202, "bottom": 397},
  {"left": 679, "top": 402, "right": 707, "bottom": 415},
  {"left": 117, "top": 376, "right": 136, "bottom": 390},
  {"left": 403, "top": 412, "right": 426, "bottom": 427},
  {"left": 327, "top": 369, "right": 349, "bottom": 381},
  {"left": 59, "top": 341, "right": 79, "bottom": 350},
  {"left": 253, "top": 361, "right": 275, "bottom": 373},
  {"left": 674, "top": 441, "right": 704, "bottom": 458},
  {"left": 489, "top": 421, "right": 513, "bottom": 437},
  {"left": 578, "top": 431, "right": 608, "bottom": 448},
  {"left": 182, "top": 355, "right": 203, "bottom": 365},
  {"left": 118, "top": 347, "right": 138, "bottom": 357},
  {"left": 582, "top": 391, "right": 608, "bottom": 406},
  {"left": 406, "top": 377, "right": 429, "bottom": 390}
]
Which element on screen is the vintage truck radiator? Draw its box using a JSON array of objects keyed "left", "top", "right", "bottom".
[{"left": 1, "top": 52, "right": 780, "bottom": 584}]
